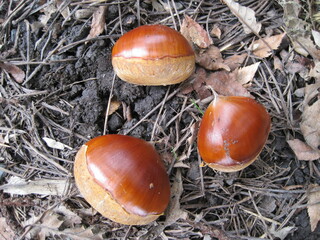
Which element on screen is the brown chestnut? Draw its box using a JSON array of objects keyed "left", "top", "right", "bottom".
[
  {"left": 112, "top": 24, "right": 195, "bottom": 85},
  {"left": 74, "top": 135, "right": 170, "bottom": 225},
  {"left": 197, "top": 96, "right": 271, "bottom": 172}
]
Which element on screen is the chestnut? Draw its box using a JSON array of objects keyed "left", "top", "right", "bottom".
[
  {"left": 197, "top": 96, "right": 271, "bottom": 172},
  {"left": 112, "top": 24, "right": 195, "bottom": 85},
  {"left": 74, "top": 135, "right": 170, "bottom": 225}
]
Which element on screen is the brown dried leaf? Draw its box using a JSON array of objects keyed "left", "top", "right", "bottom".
[
  {"left": 292, "top": 36, "right": 320, "bottom": 59},
  {"left": 301, "top": 82, "right": 320, "bottom": 151},
  {"left": 108, "top": 100, "right": 121, "bottom": 115},
  {"left": 196, "top": 46, "right": 230, "bottom": 71},
  {"left": 222, "top": 0, "right": 261, "bottom": 34},
  {"left": 38, "top": 212, "right": 64, "bottom": 240},
  {"left": 87, "top": 6, "right": 107, "bottom": 39},
  {"left": 55, "top": 0, "right": 70, "bottom": 20},
  {"left": 273, "top": 56, "right": 284, "bottom": 73},
  {"left": 287, "top": 139, "right": 320, "bottom": 161},
  {"left": 210, "top": 24, "right": 221, "bottom": 39},
  {"left": 223, "top": 53, "right": 247, "bottom": 71},
  {"left": 0, "top": 217, "right": 15, "bottom": 240},
  {"left": 252, "top": 33, "right": 286, "bottom": 58},
  {"left": 205, "top": 70, "right": 251, "bottom": 97},
  {"left": 235, "top": 62, "right": 260, "bottom": 86},
  {"left": 308, "top": 184, "right": 320, "bottom": 231},
  {"left": 181, "top": 15, "right": 213, "bottom": 48},
  {"left": 309, "top": 61, "right": 320, "bottom": 82},
  {"left": 0, "top": 61, "right": 25, "bottom": 83}
]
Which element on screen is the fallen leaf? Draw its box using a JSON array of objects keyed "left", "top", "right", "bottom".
[
  {"left": 300, "top": 82, "right": 320, "bottom": 150},
  {"left": 205, "top": 70, "right": 251, "bottom": 97},
  {"left": 0, "top": 61, "right": 25, "bottom": 83},
  {"left": 251, "top": 33, "right": 286, "bottom": 58},
  {"left": 223, "top": 53, "right": 247, "bottom": 71},
  {"left": 43, "top": 137, "right": 72, "bottom": 150},
  {"left": 292, "top": 36, "right": 320, "bottom": 59},
  {"left": 86, "top": 6, "right": 107, "bottom": 39},
  {"left": 222, "top": 0, "right": 261, "bottom": 34},
  {"left": 312, "top": 30, "right": 320, "bottom": 48},
  {"left": 269, "top": 223, "right": 296, "bottom": 240},
  {"left": 287, "top": 139, "right": 320, "bottom": 161},
  {"left": 55, "top": 205, "right": 82, "bottom": 226},
  {"left": 38, "top": 212, "right": 64, "bottom": 240},
  {"left": 307, "top": 184, "right": 320, "bottom": 231},
  {"left": 181, "top": 15, "right": 213, "bottom": 48},
  {"left": 273, "top": 56, "right": 284, "bottom": 73},
  {"left": 55, "top": 0, "right": 70, "bottom": 20},
  {"left": 309, "top": 61, "right": 320, "bottom": 81},
  {"left": 0, "top": 217, "right": 15, "bottom": 240},
  {"left": 196, "top": 45, "right": 230, "bottom": 71},
  {"left": 108, "top": 100, "right": 121, "bottom": 115},
  {"left": 0, "top": 176, "right": 71, "bottom": 196},
  {"left": 39, "top": 3, "right": 57, "bottom": 25},
  {"left": 235, "top": 62, "right": 260, "bottom": 86},
  {"left": 210, "top": 24, "right": 221, "bottom": 39}
]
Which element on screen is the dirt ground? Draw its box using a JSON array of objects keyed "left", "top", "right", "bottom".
[{"left": 0, "top": 0, "right": 320, "bottom": 239}]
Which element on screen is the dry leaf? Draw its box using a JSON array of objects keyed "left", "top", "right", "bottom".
[
  {"left": 55, "top": 0, "right": 70, "bottom": 20},
  {"left": 309, "top": 61, "right": 320, "bottom": 81},
  {"left": 55, "top": 205, "right": 82, "bottom": 226},
  {"left": 0, "top": 61, "right": 25, "bottom": 83},
  {"left": 287, "top": 139, "right": 320, "bottom": 161},
  {"left": 274, "top": 56, "right": 284, "bottom": 73},
  {"left": 43, "top": 137, "right": 72, "bottom": 150},
  {"left": 292, "top": 36, "right": 320, "bottom": 59},
  {"left": 206, "top": 70, "right": 251, "bottom": 97},
  {"left": 210, "top": 24, "right": 221, "bottom": 39},
  {"left": 39, "top": 3, "right": 57, "bottom": 25},
  {"left": 0, "top": 176, "right": 71, "bottom": 196},
  {"left": 108, "top": 100, "right": 121, "bottom": 115},
  {"left": 252, "top": 33, "right": 286, "bottom": 58},
  {"left": 235, "top": 62, "right": 260, "bottom": 85},
  {"left": 269, "top": 224, "right": 296, "bottom": 240},
  {"left": 181, "top": 15, "right": 213, "bottom": 48},
  {"left": 87, "top": 6, "right": 107, "bottom": 39},
  {"left": 223, "top": 53, "right": 247, "bottom": 71},
  {"left": 196, "top": 46, "right": 230, "bottom": 71},
  {"left": 300, "top": 82, "right": 320, "bottom": 150},
  {"left": 222, "top": 0, "right": 261, "bottom": 34},
  {"left": 38, "top": 212, "right": 64, "bottom": 240},
  {"left": 308, "top": 184, "right": 320, "bottom": 231},
  {"left": 312, "top": 30, "right": 320, "bottom": 48},
  {"left": 0, "top": 217, "right": 15, "bottom": 240}
]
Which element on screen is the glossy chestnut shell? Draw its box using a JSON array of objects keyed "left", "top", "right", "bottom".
[
  {"left": 197, "top": 96, "right": 271, "bottom": 172},
  {"left": 112, "top": 24, "right": 195, "bottom": 85},
  {"left": 74, "top": 135, "right": 170, "bottom": 225}
]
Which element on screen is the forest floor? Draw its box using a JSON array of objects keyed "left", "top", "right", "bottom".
[{"left": 0, "top": 0, "right": 320, "bottom": 239}]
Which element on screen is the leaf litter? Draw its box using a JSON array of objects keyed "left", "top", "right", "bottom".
[{"left": 0, "top": 0, "right": 320, "bottom": 239}]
